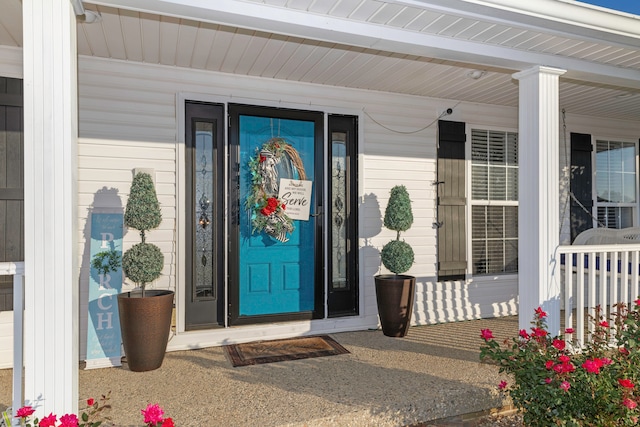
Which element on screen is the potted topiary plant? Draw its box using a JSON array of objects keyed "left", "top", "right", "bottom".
[
  {"left": 117, "top": 171, "right": 174, "bottom": 372},
  {"left": 374, "top": 185, "right": 416, "bottom": 337}
]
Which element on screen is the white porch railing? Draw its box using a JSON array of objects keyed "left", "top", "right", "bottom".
[
  {"left": 557, "top": 244, "right": 640, "bottom": 346},
  {"left": 0, "top": 261, "right": 25, "bottom": 425}
]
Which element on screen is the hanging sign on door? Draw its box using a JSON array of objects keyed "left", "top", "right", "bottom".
[{"left": 278, "top": 179, "right": 313, "bottom": 221}]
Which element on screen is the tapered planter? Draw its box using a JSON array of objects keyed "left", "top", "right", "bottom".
[
  {"left": 374, "top": 275, "right": 416, "bottom": 337},
  {"left": 118, "top": 289, "right": 174, "bottom": 372}
]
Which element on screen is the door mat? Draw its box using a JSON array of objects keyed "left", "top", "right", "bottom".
[{"left": 224, "top": 335, "right": 350, "bottom": 367}]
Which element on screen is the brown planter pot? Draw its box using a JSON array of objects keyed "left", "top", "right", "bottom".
[
  {"left": 374, "top": 275, "right": 416, "bottom": 337},
  {"left": 118, "top": 289, "right": 174, "bottom": 372}
]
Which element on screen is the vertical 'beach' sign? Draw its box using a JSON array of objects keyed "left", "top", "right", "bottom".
[{"left": 86, "top": 212, "right": 123, "bottom": 368}]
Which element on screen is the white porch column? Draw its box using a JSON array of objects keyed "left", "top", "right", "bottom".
[
  {"left": 22, "top": 0, "right": 78, "bottom": 417},
  {"left": 513, "top": 66, "right": 566, "bottom": 335}
]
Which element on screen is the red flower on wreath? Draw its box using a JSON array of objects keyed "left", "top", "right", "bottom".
[{"left": 260, "top": 197, "right": 282, "bottom": 216}]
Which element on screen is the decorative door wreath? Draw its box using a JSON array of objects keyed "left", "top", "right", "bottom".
[{"left": 246, "top": 137, "right": 307, "bottom": 242}]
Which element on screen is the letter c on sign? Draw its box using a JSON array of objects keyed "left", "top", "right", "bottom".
[{"left": 97, "top": 293, "right": 113, "bottom": 310}]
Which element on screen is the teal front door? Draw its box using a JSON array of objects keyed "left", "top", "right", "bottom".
[{"left": 229, "top": 105, "right": 324, "bottom": 324}]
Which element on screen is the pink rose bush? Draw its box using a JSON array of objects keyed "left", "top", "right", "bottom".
[
  {"left": 11, "top": 395, "right": 110, "bottom": 427},
  {"left": 141, "top": 404, "right": 173, "bottom": 427},
  {"left": 11, "top": 396, "right": 173, "bottom": 427},
  {"left": 480, "top": 303, "right": 640, "bottom": 426}
]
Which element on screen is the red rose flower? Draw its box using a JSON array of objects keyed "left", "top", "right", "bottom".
[
  {"left": 87, "top": 398, "right": 95, "bottom": 406},
  {"left": 39, "top": 414, "right": 57, "bottom": 427},
  {"left": 16, "top": 406, "right": 35, "bottom": 418},
  {"left": 480, "top": 329, "right": 494, "bottom": 340},
  {"left": 623, "top": 398, "right": 638, "bottom": 410},
  {"left": 58, "top": 413, "right": 79, "bottom": 427},
  {"left": 582, "top": 358, "right": 603, "bottom": 374},
  {"left": 552, "top": 339, "right": 566, "bottom": 351},
  {"left": 619, "top": 378, "right": 635, "bottom": 389}
]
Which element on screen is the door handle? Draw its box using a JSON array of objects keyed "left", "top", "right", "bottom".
[{"left": 310, "top": 213, "right": 322, "bottom": 217}]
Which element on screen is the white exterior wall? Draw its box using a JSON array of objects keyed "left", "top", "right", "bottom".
[
  {"left": 2, "top": 43, "right": 638, "bottom": 359},
  {"left": 74, "top": 55, "right": 524, "bottom": 354}
]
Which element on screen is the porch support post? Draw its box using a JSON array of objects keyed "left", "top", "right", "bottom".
[
  {"left": 22, "top": 0, "right": 78, "bottom": 417},
  {"left": 513, "top": 66, "right": 566, "bottom": 335}
]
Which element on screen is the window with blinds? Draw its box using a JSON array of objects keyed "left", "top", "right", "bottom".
[
  {"left": 594, "top": 139, "right": 636, "bottom": 229},
  {"left": 471, "top": 129, "right": 518, "bottom": 275}
]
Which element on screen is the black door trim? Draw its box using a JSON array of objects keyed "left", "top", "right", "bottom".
[{"left": 184, "top": 101, "right": 225, "bottom": 330}]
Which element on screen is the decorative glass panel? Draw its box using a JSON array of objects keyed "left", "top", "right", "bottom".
[
  {"left": 194, "top": 121, "right": 215, "bottom": 300},
  {"left": 331, "top": 132, "right": 348, "bottom": 290}
]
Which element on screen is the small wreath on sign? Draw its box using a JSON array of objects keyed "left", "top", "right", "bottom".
[{"left": 246, "top": 137, "right": 307, "bottom": 242}]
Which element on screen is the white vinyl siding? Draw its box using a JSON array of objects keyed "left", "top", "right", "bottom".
[
  {"left": 1, "top": 47, "right": 524, "bottom": 356},
  {"left": 470, "top": 129, "right": 518, "bottom": 275}
]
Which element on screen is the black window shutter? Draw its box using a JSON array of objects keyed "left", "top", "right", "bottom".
[
  {"left": 570, "top": 132, "right": 593, "bottom": 242},
  {"left": 437, "top": 120, "right": 466, "bottom": 280}
]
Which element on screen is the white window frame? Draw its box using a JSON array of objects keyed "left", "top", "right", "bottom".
[
  {"left": 592, "top": 137, "right": 639, "bottom": 229},
  {"left": 465, "top": 124, "right": 519, "bottom": 276}
]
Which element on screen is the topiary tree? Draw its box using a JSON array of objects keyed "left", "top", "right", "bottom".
[
  {"left": 380, "top": 185, "right": 414, "bottom": 275},
  {"left": 122, "top": 172, "right": 164, "bottom": 295}
]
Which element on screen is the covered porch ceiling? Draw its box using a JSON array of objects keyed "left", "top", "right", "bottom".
[{"left": 2, "top": 0, "right": 640, "bottom": 121}]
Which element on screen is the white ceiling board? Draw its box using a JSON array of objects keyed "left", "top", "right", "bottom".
[
  {"left": 348, "top": 1, "right": 385, "bottom": 21},
  {"left": 366, "top": 3, "right": 406, "bottom": 24},
  {"left": 174, "top": 20, "right": 199, "bottom": 68},
  {"left": 307, "top": 0, "right": 341, "bottom": 14},
  {"left": 233, "top": 31, "right": 271, "bottom": 75},
  {"left": 189, "top": 24, "right": 217, "bottom": 70},
  {"left": 330, "top": 0, "right": 368, "bottom": 18},
  {"left": 140, "top": 12, "right": 161, "bottom": 64},
  {"left": 2, "top": 0, "right": 640, "bottom": 120},
  {"left": 119, "top": 9, "right": 144, "bottom": 62},
  {"left": 158, "top": 15, "right": 180, "bottom": 66},
  {"left": 286, "top": 0, "right": 317, "bottom": 10},
  {"left": 99, "top": 6, "right": 128, "bottom": 60},
  {"left": 220, "top": 28, "right": 256, "bottom": 74}
]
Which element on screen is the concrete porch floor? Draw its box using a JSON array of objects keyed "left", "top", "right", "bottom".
[{"left": 0, "top": 316, "right": 519, "bottom": 426}]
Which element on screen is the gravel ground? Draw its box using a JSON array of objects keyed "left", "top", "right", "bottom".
[
  {"left": 475, "top": 412, "right": 523, "bottom": 427},
  {"left": 1, "top": 317, "right": 521, "bottom": 426}
]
